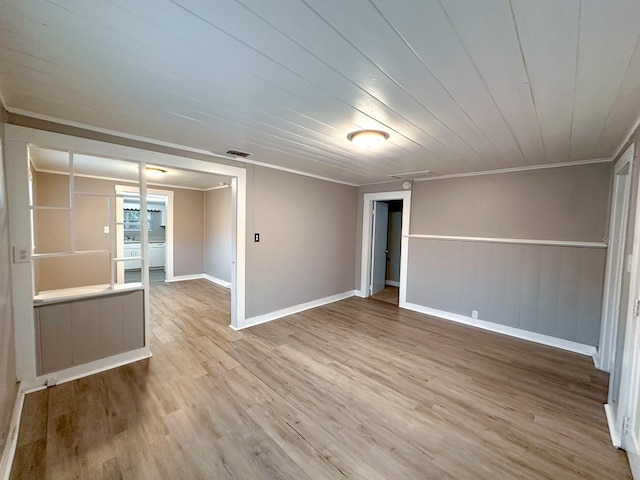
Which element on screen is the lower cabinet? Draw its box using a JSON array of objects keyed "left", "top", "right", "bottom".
[
  {"left": 123, "top": 243, "right": 141, "bottom": 270},
  {"left": 34, "top": 289, "right": 145, "bottom": 375},
  {"left": 149, "top": 243, "right": 166, "bottom": 268}
]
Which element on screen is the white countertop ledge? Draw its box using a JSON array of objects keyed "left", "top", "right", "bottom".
[{"left": 33, "top": 283, "right": 144, "bottom": 305}]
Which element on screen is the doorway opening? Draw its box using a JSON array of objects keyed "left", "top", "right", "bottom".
[
  {"left": 360, "top": 191, "right": 412, "bottom": 307},
  {"left": 370, "top": 200, "right": 403, "bottom": 305},
  {"left": 116, "top": 188, "right": 171, "bottom": 285}
]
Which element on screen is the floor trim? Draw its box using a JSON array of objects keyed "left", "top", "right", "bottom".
[
  {"left": 203, "top": 274, "right": 231, "bottom": 289},
  {"left": 385, "top": 280, "right": 400, "bottom": 287},
  {"left": 33, "top": 349, "right": 151, "bottom": 389},
  {"left": 0, "top": 386, "right": 24, "bottom": 480},
  {"left": 605, "top": 403, "right": 622, "bottom": 448},
  {"left": 401, "top": 302, "right": 597, "bottom": 356},
  {"left": 165, "top": 273, "right": 205, "bottom": 283},
  {"left": 235, "top": 290, "right": 356, "bottom": 330},
  {"left": 629, "top": 454, "right": 640, "bottom": 480}
]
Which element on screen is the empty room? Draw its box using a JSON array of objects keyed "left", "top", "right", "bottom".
[{"left": 1, "top": 1, "right": 640, "bottom": 479}]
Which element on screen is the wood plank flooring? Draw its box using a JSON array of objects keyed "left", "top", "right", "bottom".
[
  {"left": 11, "top": 280, "right": 631, "bottom": 479},
  {"left": 371, "top": 285, "right": 399, "bottom": 305}
]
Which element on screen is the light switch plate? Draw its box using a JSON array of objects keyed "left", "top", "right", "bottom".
[
  {"left": 103, "top": 226, "right": 110, "bottom": 234},
  {"left": 13, "top": 245, "right": 30, "bottom": 263}
]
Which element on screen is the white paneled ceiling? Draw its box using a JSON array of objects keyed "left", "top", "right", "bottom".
[{"left": 1, "top": 0, "right": 640, "bottom": 185}]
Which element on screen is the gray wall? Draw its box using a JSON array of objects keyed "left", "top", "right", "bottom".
[
  {"left": 0, "top": 107, "right": 18, "bottom": 455},
  {"left": 246, "top": 165, "right": 357, "bottom": 318},
  {"left": 173, "top": 188, "right": 204, "bottom": 276},
  {"left": 204, "top": 187, "right": 232, "bottom": 283},
  {"left": 407, "top": 239, "right": 605, "bottom": 344},
  {"left": 411, "top": 163, "right": 611, "bottom": 241},
  {"left": 406, "top": 163, "right": 612, "bottom": 346}
]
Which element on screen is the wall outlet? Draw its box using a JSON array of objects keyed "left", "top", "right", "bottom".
[
  {"left": 12, "top": 245, "right": 30, "bottom": 263},
  {"left": 471, "top": 310, "right": 479, "bottom": 319}
]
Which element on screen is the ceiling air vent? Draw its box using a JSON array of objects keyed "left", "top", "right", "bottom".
[
  {"left": 387, "top": 169, "right": 433, "bottom": 180},
  {"left": 226, "top": 149, "right": 252, "bottom": 158}
]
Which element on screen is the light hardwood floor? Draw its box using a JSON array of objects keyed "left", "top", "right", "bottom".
[
  {"left": 371, "top": 285, "right": 399, "bottom": 305},
  {"left": 11, "top": 280, "right": 631, "bottom": 479}
]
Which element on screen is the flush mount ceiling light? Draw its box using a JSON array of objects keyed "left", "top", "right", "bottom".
[
  {"left": 145, "top": 167, "right": 166, "bottom": 178},
  {"left": 347, "top": 129, "right": 389, "bottom": 149}
]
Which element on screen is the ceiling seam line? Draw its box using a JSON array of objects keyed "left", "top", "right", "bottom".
[
  {"left": 568, "top": 0, "right": 582, "bottom": 163},
  {"left": 437, "top": 0, "right": 530, "bottom": 167},
  {"left": 508, "top": 0, "right": 549, "bottom": 164},
  {"left": 589, "top": 30, "right": 640, "bottom": 159},
  {"left": 368, "top": 0, "right": 510, "bottom": 170}
]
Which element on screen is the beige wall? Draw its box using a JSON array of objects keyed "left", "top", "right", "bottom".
[
  {"left": 173, "top": 188, "right": 204, "bottom": 276},
  {"left": 204, "top": 187, "right": 232, "bottom": 282},
  {"left": 246, "top": 165, "right": 357, "bottom": 318},
  {"left": 0, "top": 108, "right": 18, "bottom": 455},
  {"left": 410, "top": 163, "right": 612, "bottom": 241},
  {"left": 32, "top": 172, "right": 204, "bottom": 290}
]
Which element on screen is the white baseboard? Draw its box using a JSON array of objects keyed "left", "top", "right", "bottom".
[
  {"left": 0, "top": 386, "right": 24, "bottom": 480},
  {"left": 593, "top": 349, "right": 605, "bottom": 371},
  {"left": 385, "top": 280, "right": 400, "bottom": 287},
  {"left": 235, "top": 290, "right": 356, "bottom": 330},
  {"left": 203, "top": 274, "right": 231, "bottom": 289},
  {"left": 165, "top": 273, "right": 204, "bottom": 283},
  {"left": 401, "top": 302, "right": 597, "bottom": 357},
  {"left": 604, "top": 403, "right": 622, "bottom": 448},
  {"left": 354, "top": 290, "right": 367, "bottom": 298},
  {"left": 31, "top": 348, "right": 151, "bottom": 390},
  {"left": 630, "top": 454, "right": 640, "bottom": 480}
]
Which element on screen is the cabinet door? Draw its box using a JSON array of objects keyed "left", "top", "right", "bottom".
[
  {"left": 133, "top": 248, "right": 141, "bottom": 269},
  {"left": 150, "top": 247, "right": 165, "bottom": 267},
  {"left": 123, "top": 245, "right": 137, "bottom": 270},
  {"left": 158, "top": 246, "right": 165, "bottom": 267},
  {"left": 36, "top": 303, "right": 73, "bottom": 375}
]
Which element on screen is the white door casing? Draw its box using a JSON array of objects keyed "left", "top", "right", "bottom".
[
  {"left": 360, "top": 191, "right": 411, "bottom": 305},
  {"left": 5, "top": 124, "right": 246, "bottom": 388},
  {"left": 599, "top": 147, "right": 634, "bottom": 372}
]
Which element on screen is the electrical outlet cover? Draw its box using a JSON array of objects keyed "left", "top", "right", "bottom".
[{"left": 12, "top": 245, "right": 30, "bottom": 263}]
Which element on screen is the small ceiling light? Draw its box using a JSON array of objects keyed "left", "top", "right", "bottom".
[
  {"left": 347, "top": 129, "right": 389, "bottom": 149},
  {"left": 145, "top": 167, "right": 166, "bottom": 178}
]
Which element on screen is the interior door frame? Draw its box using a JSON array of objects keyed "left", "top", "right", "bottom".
[
  {"left": 612, "top": 143, "right": 640, "bottom": 459},
  {"left": 360, "top": 190, "right": 411, "bottom": 304},
  {"left": 599, "top": 148, "right": 634, "bottom": 372},
  {"left": 6, "top": 124, "right": 246, "bottom": 388}
]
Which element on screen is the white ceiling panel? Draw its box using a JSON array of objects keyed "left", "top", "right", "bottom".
[
  {"left": 571, "top": 0, "right": 640, "bottom": 160},
  {"left": 510, "top": 0, "right": 580, "bottom": 164},
  {"left": 2, "top": 0, "right": 640, "bottom": 185}
]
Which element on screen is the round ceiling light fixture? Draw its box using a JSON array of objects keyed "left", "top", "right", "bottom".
[
  {"left": 347, "top": 129, "right": 389, "bottom": 149},
  {"left": 145, "top": 167, "right": 166, "bottom": 178}
]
